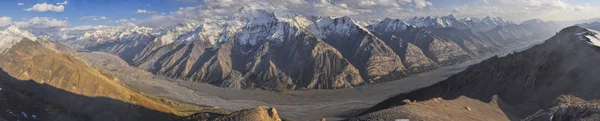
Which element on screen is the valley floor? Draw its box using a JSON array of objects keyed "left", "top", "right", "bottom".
[{"left": 79, "top": 40, "right": 543, "bottom": 120}]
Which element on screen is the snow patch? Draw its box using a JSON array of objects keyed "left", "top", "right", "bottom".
[
  {"left": 582, "top": 29, "right": 600, "bottom": 47},
  {"left": 307, "top": 16, "right": 370, "bottom": 38},
  {"left": 405, "top": 15, "right": 512, "bottom": 31},
  {"left": 156, "top": 23, "right": 198, "bottom": 45},
  {"left": 21, "top": 112, "right": 27, "bottom": 118},
  {"left": 77, "top": 26, "right": 155, "bottom": 45},
  {"left": 0, "top": 26, "right": 38, "bottom": 53}
]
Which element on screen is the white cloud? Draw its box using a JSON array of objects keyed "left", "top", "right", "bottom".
[
  {"left": 80, "top": 16, "right": 108, "bottom": 21},
  {"left": 444, "top": 0, "right": 599, "bottom": 21},
  {"left": 114, "top": 18, "right": 139, "bottom": 24},
  {"left": 24, "top": 2, "right": 66, "bottom": 12},
  {"left": 116, "top": 19, "right": 129, "bottom": 23},
  {"left": 139, "top": 15, "right": 181, "bottom": 28},
  {"left": 133, "top": 0, "right": 441, "bottom": 29},
  {"left": 62, "top": 23, "right": 136, "bottom": 32},
  {"left": 482, "top": 0, "right": 490, "bottom": 4},
  {"left": 17, "top": 0, "right": 591, "bottom": 32},
  {"left": 134, "top": 9, "right": 157, "bottom": 15},
  {"left": 65, "top": 25, "right": 111, "bottom": 31},
  {"left": 13, "top": 17, "right": 69, "bottom": 29},
  {"left": 57, "top": 1, "right": 68, "bottom": 6},
  {"left": 17, "top": 3, "right": 24, "bottom": 6},
  {"left": 167, "top": 0, "right": 434, "bottom": 21},
  {"left": 58, "top": 25, "right": 119, "bottom": 37},
  {"left": 0, "top": 17, "right": 12, "bottom": 27},
  {"left": 574, "top": 4, "right": 593, "bottom": 11},
  {"left": 452, "top": 5, "right": 468, "bottom": 13},
  {"left": 413, "top": 0, "right": 433, "bottom": 8}
]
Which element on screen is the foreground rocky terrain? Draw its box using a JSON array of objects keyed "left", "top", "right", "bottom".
[
  {"left": 178, "top": 106, "right": 281, "bottom": 121},
  {"left": 352, "top": 26, "right": 600, "bottom": 120},
  {"left": 0, "top": 38, "right": 228, "bottom": 121},
  {"left": 0, "top": 69, "right": 82, "bottom": 121}
]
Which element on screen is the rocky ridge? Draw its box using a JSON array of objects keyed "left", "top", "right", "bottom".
[
  {"left": 61, "top": 8, "right": 561, "bottom": 90},
  {"left": 352, "top": 26, "right": 600, "bottom": 120}
]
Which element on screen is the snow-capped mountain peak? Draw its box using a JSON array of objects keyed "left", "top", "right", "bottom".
[
  {"left": 369, "top": 18, "right": 409, "bottom": 31},
  {"left": 445, "top": 14, "right": 457, "bottom": 20},
  {"left": 405, "top": 14, "right": 512, "bottom": 31},
  {"left": 80, "top": 30, "right": 119, "bottom": 43},
  {"left": 0, "top": 26, "right": 38, "bottom": 53},
  {"left": 155, "top": 22, "right": 200, "bottom": 45},
  {"left": 578, "top": 28, "right": 600, "bottom": 47},
  {"left": 306, "top": 15, "right": 373, "bottom": 38},
  {"left": 2, "top": 26, "right": 37, "bottom": 41},
  {"left": 72, "top": 25, "right": 157, "bottom": 48},
  {"left": 236, "top": 5, "right": 277, "bottom": 25}
]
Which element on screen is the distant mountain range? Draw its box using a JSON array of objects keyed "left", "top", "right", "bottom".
[
  {"left": 52, "top": 8, "right": 563, "bottom": 90},
  {"left": 404, "top": 14, "right": 513, "bottom": 31}
]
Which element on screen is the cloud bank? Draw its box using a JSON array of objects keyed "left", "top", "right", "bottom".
[
  {"left": 24, "top": 1, "right": 68, "bottom": 12},
  {"left": 132, "top": 0, "right": 596, "bottom": 28}
]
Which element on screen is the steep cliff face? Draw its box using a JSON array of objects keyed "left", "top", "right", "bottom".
[
  {"left": 85, "top": 34, "right": 155, "bottom": 63},
  {"left": 368, "top": 18, "right": 558, "bottom": 72},
  {"left": 68, "top": 26, "right": 156, "bottom": 63},
  {"left": 368, "top": 19, "right": 439, "bottom": 73},
  {"left": 353, "top": 26, "right": 600, "bottom": 120},
  {"left": 425, "top": 27, "right": 502, "bottom": 56},
  {"left": 0, "top": 38, "right": 228, "bottom": 121},
  {"left": 390, "top": 26, "right": 472, "bottom": 65},
  {"left": 368, "top": 19, "right": 473, "bottom": 66},
  {"left": 308, "top": 16, "right": 407, "bottom": 83},
  {"left": 485, "top": 24, "right": 537, "bottom": 46},
  {"left": 523, "top": 95, "right": 600, "bottom": 121},
  {"left": 130, "top": 11, "right": 366, "bottom": 90}
]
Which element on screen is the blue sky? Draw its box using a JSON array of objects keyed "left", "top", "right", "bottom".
[
  {"left": 1, "top": 0, "right": 202, "bottom": 26},
  {"left": 1, "top": 0, "right": 600, "bottom": 30}
]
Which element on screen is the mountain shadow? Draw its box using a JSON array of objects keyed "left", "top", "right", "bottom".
[{"left": 0, "top": 67, "right": 182, "bottom": 121}]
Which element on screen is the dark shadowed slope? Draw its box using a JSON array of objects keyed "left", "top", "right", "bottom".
[
  {"left": 0, "top": 67, "right": 283, "bottom": 121},
  {"left": 0, "top": 67, "right": 178, "bottom": 121},
  {"left": 0, "top": 38, "right": 230, "bottom": 121},
  {"left": 352, "top": 26, "right": 600, "bottom": 120}
]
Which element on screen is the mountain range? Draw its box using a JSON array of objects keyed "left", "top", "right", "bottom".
[
  {"left": 55, "top": 7, "right": 563, "bottom": 90},
  {"left": 351, "top": 26, "right": 600, "bottom": 120},
  {"left": 2, "top": 5, "right": 599, "bottom": 121}
]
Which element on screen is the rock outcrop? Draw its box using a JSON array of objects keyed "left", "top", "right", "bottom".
[
  {"left": 178, "top": 106, "right": 282, "bottom": 121},
  {"left": 523, "top": 95, "right": 600, "bottom": 121}
]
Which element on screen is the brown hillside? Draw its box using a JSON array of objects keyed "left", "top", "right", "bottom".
[{"left": 0, "top": 38, "right": 229, "bottom": 121}]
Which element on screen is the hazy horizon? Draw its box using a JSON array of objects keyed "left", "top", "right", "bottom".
[{"left": 0, "top": 0, "right": 599, "bottom": 31}]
